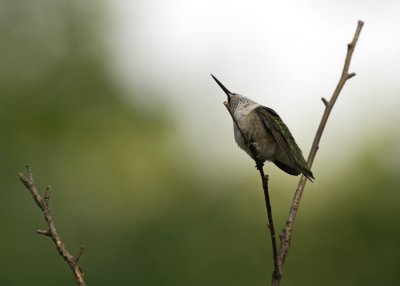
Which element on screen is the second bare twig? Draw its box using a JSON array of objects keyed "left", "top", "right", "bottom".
[
  {"left": 18, "top": 166, "right": 86, "bottom": 286},
  {"left": 275, "top": 20, "right": 364, "bottom": 283}
]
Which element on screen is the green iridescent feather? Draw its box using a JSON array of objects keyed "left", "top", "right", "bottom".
[{"left": 255, "top": 106, "right": 314, "bottom": 181}]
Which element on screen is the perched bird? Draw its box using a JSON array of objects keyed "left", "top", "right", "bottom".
[{"left": 212, "top": 74, "right": 314, "bottom": 181}]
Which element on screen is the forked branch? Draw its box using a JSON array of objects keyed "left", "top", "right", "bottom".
[
  {"left": 18, "top": 166, "right": 86, "bottom": 286},
  {"left": 223, "top": 20, "right": 363, "bottom": 286}
]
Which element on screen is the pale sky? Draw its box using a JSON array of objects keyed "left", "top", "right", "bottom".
[{"left": 104, "top": 0, "right": 400, "bottom": 170}]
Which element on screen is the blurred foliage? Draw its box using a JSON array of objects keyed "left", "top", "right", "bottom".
[{"left": 1, "top": 1, "right": 400, "bottom": 286}]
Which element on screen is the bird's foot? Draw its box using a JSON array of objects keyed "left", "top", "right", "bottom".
[{"left": 255, "top": 160, "right": 264, "bottom": 170}]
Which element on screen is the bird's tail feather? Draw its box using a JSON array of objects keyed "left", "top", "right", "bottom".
[{"left": 273, "top": 160, "right": 314, "bottom": 182}]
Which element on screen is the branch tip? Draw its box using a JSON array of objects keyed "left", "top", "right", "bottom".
[
  {"left": 18, "top": 172, "right": 31, "bottom": 186},
  {"left": 44, "top": 186, "right": 52, "bottom": 203},
  {"left": 37, "top": 229, "right": 51, "bottom": 236},
  {"left": 75, "top": 245, "right": 85, "bottom": 264},
  {"left": 321, "top": 97, "right": 328, "bottom": 106},
  {"left": 347, "top": 72, "right": 356, "bottom": 79},
  {"left": 26, "top": 165, "right": 33, "bottom": 180}
]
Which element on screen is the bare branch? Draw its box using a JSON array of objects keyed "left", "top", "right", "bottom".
[
  {"left": 274, "top": 20, "right": 364, "bottom": 283},
  {"left": 18, "top": 166, "right": 86, "bottom": 286}
]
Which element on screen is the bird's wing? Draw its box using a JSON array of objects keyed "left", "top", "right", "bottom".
[
  {"left": 254, "top": 106, "right": 313, "bottom": 181},
  {"left": 254, "top": 106, "right": 300, "bottom": 163}
]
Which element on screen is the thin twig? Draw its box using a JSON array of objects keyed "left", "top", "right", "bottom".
[
  {"left": 257, "top": 167, "right": 281, "bottom": 281},
  {"left": 18, "top": 165, "right": 86, "bottom": 286},
  {"left": 75, "top": 245, "right": 85, "bottom": 264},
  {"left": 273, "top": 20, "right": 364, "bottom": 285},
  {"left": 223, "top": 102, "right": 280, "bottom": 282}
]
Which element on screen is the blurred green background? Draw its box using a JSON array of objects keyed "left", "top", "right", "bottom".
[{"left": 1, "top": 1, "right": 400, "bottom": 285}]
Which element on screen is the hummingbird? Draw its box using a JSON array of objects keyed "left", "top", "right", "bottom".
[{"left": 211, "top": 74, "right": 314, "bottom": 181}]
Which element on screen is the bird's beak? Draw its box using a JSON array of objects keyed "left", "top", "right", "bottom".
[{"left": 211, "top": 74, "right": 232, "bottom": 101}]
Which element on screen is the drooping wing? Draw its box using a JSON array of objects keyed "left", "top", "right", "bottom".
[{"left": 255, "top": 106, "right": 314, "bottom": 180}]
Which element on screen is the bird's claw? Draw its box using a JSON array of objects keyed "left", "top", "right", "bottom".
[{"left": 255, "top": 160, "right": 264, "bottom": 170}]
